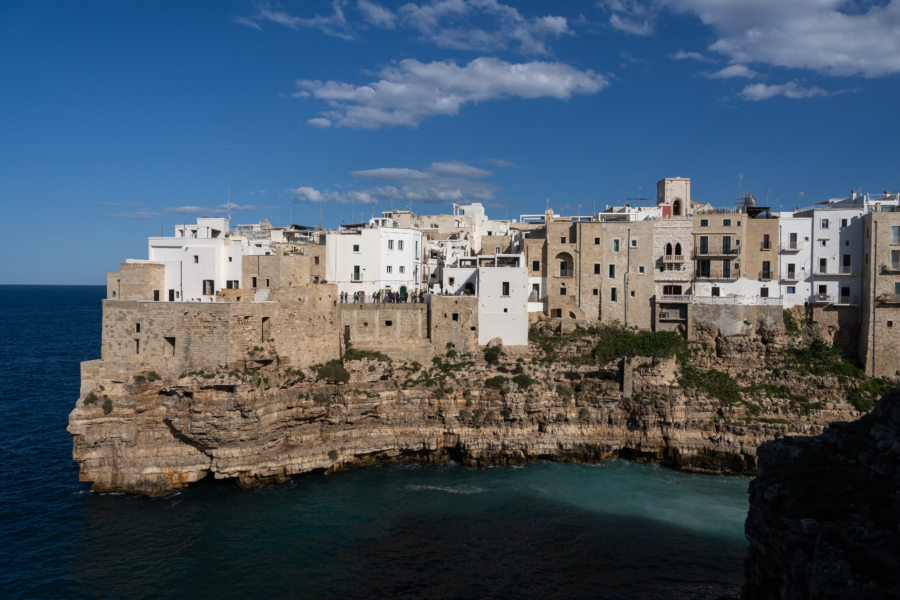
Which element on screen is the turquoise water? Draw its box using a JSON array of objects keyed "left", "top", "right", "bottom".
[{"left": 0, "top": 286, "right": 750, "bottom": 599}]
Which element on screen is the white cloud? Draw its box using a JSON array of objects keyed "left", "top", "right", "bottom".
[
  {"left": 237, "top": 0, "right": 570, "bottom": 55},
  {"left": 604, "top": 1, "right": 900, "bottom": 78},
  {"left": 706, "top": 64, "right": 759, "bottom": 79},
  {"left": 482, "top": 158, "right": 516, "bottom": 168},
  {"left": 236, "top": 0, "right": 355, "bottom": 40},
  {"left": 357, "top": 0, "right": 396, "bottom": 29},
  {"left": 295, "top": 57, "right": 608, "bottom": 128},
  {"left": 738, "top": 81, "right": 831, "bottom": 101},
  {"left": 307, "top": 117, "right": 332, "bottom": 128},
  {"left": 165, "top": 203, "right": 257, "bottom": 216},
  {"left": 396, "top": 0, "right": 571, "bottom": 55},
  {"left": 669, "top": 49, "right": 714, "bottom": 62},
  {"left": 293, "top": 160, "right": 499, "bottom": 208}
]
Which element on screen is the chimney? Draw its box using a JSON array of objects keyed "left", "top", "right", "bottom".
[{"left": 850, "top": 189, "right": 857, "bottom": 200}]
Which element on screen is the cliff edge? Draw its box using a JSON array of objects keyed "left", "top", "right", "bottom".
[{"left": 743, "top": 391, "right": 900, "bottom": 599}]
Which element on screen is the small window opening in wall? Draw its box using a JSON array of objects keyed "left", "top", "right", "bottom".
[
  {"left": 630, "top": 290, "right": 635, "bottom": 297},
  {"left": 448, "top": 277, "right": 456, "bottom": 286},
  {"left": 153, "top": 290, "right": 160, "bottom": 301},
  {"left": 385, "top": 320, "right": 393, "bottom": 327},
  {"left": 594, "top": 237, "right": 600, "bottom": 245},
  {"left": 314, "top": 256, "right": 320, "bottom": 265},
  {"left": 135, "top": 323, "right": 141, "bottom": 333},
  {"left": 502, "top": 281, "right": 510, "bottom": 296},
  {"left": 135, "top": 339, "right": 140, "bottom": 355},
  {"left": 888, "top": 321, "right": 893, "bottom": 328},
  {"left": 592, "top": 288, "right": 598, "bottom": 295},
  {"left": 560, "top": 237, "right": 566, "bottom": 244},
  {"left": 452, "top": 313, "right": 459, "bottom": 321},
  {"left": 712, "top": 287, "right": 720, "bottom": 297},
  {"left": 344, "top": 325, "right": 350, "bottom": 339},
  {"left": 470, "top": 326, "right": 476, "bottom": 331},
  {"left": 638, "top": 266, "right": 645, "bottom": 274},
  {"left": 265, "top": 278, "right": 270, "bottom": 288},
  {"left": 228, "top": 256, "right": 232, "bottom": 262},
  {"left": 164, "top": 337, "right": 175, "bottom": 356},
  {"left": 193, "top": 255, "right": 199, "bottom": 263},
  {"left": 503, "top": 308, "right": 508, "bottom": 313},
  {"left": 252, "top": 276, "right": 257, "bottom": 288},
  {"left": 363, "top": 321, "right": 369, "bottom": 327},
  {"left": 631, "top": 239, "right": 637, "bottom": 247},
  {"left": 261, "top": 317, "right": 270, "bottom": 342}
]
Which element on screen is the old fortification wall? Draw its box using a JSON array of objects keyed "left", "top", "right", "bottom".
[
  {"left": 429, "top": 296, "right": 479, "bottom": 354},
  {"left": 338, "top": 304, "right": 431, "bottom": 359}
]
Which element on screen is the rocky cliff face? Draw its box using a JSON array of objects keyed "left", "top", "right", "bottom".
[
  {"left": 742, "top": 391, "right": 900, "bottom": 600},
  {"left": 69, "top": 325, "right": 870, "bottom": 496}
]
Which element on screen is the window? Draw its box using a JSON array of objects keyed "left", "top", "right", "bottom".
[
  {"left": 353, "top": 244, "right": 360, "bottom": 252},
  {"left": 560, "top": 237, "right": 566, "bottom": 244},
  {"left": 608, "top": 264, "right": 615, "bottom": 278},
  {"left": 841, "top": 286, "right": 851, "bottom": 301},
  {"left": 820, "top": 239, "right": 827, "bottom": 247},
  {"left": 761, "top": 287, "right": 769, "bottom": 298},
  {"left": 821, "top": 218, "right": 829, "bottom": 229},
  {"left": 699, "top": 236, "right": 709, "bottom": 254},
  {"left": 787, "top": 263, "right": 796, "bottom": 278},
  {"left": 314, "top": 256, "right": 320, "bottom": 265},
  {"left": 631, "top": 239, "right": 637, "bottom": 247},
  {"left": 386, "top": 266, "right": 392, "bottom": 274},
  {"left": 762, "top": 260, "right": 771, "bottom": 279},
  {"left": 610, "top": 287, "right": 617, "bottom": 301},
  {"left": 385, "top": 320, "right": 393, "bottom": 327},
  {"left": 638, "top": 266, "right": 644, "bottom": 274},
  {"left": 889, "top": 321, "right": 894, "bottom": 328},
  {"left": 532, "top": 260, "right": 540, "bottom": 272},
  {"left": 398, "top": 240, "right": 404, "bottom": 250},
  {"left": 594, "top": 264, "right": 601, "bottom": 275},
  {"left": 700, "top": 219, "right": 708, "bottom": 227},
  {"left": 399, "top": 266, "right": 405, "bottom": 274},
  {"left": 193, "top": 255, "right": 198, "bottom": 263},
  {"left": 552, "top": 309, "right": 562, "bottom": 318},
  {"left": 711, "top": 286, "right": 720, "bottom": 297},
  {"left": 560, "top": 286, "right": 567, "bottom": 296},
  {"left": 153, "top": 290, "right": 160, "bottom": 301},
  {"left": 789, "top": 232, "right": 798, "bottom": 248},
  {"left": 228, "top": 257, "right": 232, "bottom": 262},
  {"left": 252, "top": 276, "right": 257, "bottom": 288},
  {"left": 388, "top": 240, "right": 394, "bottom": 250},
  {"left": 502, "top": 282, "right": 510, "bottom": 296},
  {"left": 203, "top": 280, "right": 214, "bottom": 295},
  {"left": 697, "top": 259, "right": 711, "bottom": 277},
  {"left": 630, "top": 290, "right": 635, "bottom": 297},
  {"left": 819, "top": 258, "right": 827, "bottom": 273},
  {"left": 594, "top": 237, "right": 600, "bottom": 245},
  {"left": 841, "top": 218, "right": 848, "bottom": 229},
  {"left": 723, "top": 219, "right": 731, "bottom": 226},
  {"left": 762, "top": 234, "right": 771, "bottom": 250},
  {"left": 265, "top": 278, "right": 270, "bottom": 288},
  {"left": 896, "top": 282, "right": 900, "bottom": 295},
  {"left": 892, "top": 226, "right": 900, "bottom": 244},
  {"left": 452, "top": 313, "right": 459, "bottom": 321},
  {"left": 723, "top": 235, "right": 732, "bottom": 254},
  {"left": 842, "top": 254, "right": 851, "bottom": 273},
  {"left": 448, "top": 277, "right": 455, "bottom": 286},
  {"left": 723, "top": 260, "right": 731, "bottom": 278},
  {"left": 787, "top": 286, "right": 796, "bottom": 294},
  {"left": 135, "top": 339, "right": 140, "bottom": 354},
  {"left": 592, "top": 288, "right": 598, "bottom": 295},
  {"left": 737, "top": 221, "right": 741, "bottom": 227},
  {"left": 164, "top": 337, "right": 175, "bottom": 356},
  {"left": 613, "top": 239, "right": 620, "bottom": 252},
  {"left": 892, "top": 249, "right": 900, "bottom": 269}
]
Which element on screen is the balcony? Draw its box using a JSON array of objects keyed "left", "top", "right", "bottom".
[
  {"left": 557, "top": 271, "right": 574, "bottom": 279},
  {"left": 877, "top": 293, "right": 900, "bottom": 305},
  {"left": 697, "top": 247, "right": 739, "bottom": 257},
  {"left": 811, "top": 294, "right": 859, "bottom": 305},
  {"left": 782, "top": 240, "right": 802, "bottom": 252},
  {"left": 658, "top": 294, "right": 691, "bottom": 303},
  {"left": 760, "top": 243, "right": 773, "bottom": 251},
  {"left": 696, "top": 270, "right": 740, "bottom": 280},
  {"left": 781, "top": 271, "right": 799, "bottom": 282},
  {"left": 662, "top": 254, "right": 685, "bottom": 263},
  {"left": 350, "top": 273, "right": 362, "bottom": 282},
  {"left": 759, "top": 271, "right": 774, "bottom": 281},
  {"left": 881, "top": 264, "right": 900, "bottom": 275},
  {"left": 816, "top": 266, "right": 856, "bottom": 276}
]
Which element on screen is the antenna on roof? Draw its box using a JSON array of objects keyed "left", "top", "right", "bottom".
[
  {"left": 226, "top": 184, "right": 231, "bottom": 221},
  {"left": 797, "top": 184, "right": 803, "bottom": 211}
]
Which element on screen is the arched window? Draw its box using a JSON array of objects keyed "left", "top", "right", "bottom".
[
  {"left": 672, "top": 199, "right": 682, "bottom": 216},
  {"left": 665, "top": 243, "right": 673, "bottom": 256},
  {"left": 555, "top": 252, "right": 574, "bottom": 277},
  {"left": 675, "top": 243, "right": 682, "bottom": 255}
]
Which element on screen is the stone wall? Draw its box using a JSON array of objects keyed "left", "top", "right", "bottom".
[
  {"left": 690, "top": 303, "right": 783, "bottom": 341},
  {"left": 99, "top": 285, "right": 340, "bottom": 376},
  {"left": 429, "top": 295, "right": 479, "bottom": 354},
  {"left": 811, "top": 305, "right": 860, "bottom": 360},
  {"left": 114, "top": 263, "right": 165, "bottom": 301},
  {"left": 338, "top": 304, "right": 430, "bottom": 359},
  {"left": 478, "top": 235, "right": 511, "bottom": 255},
  {"left": 859, "top": 210, "right": 900, "bottom": 379}
]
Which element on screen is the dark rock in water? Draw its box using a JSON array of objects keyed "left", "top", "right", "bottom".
[{"left": 743, "top": 390, "right": 900, "bottom": 599}]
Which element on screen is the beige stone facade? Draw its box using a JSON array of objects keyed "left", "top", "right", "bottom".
[
  {"left": 429, "top": 296, "right": 479, "bottom": 355},
  {"left": 107, "top": 263, "right": 165, "bottom": 301},
  {"left": 859, "top": 208, "right": 900, "bottom": 378}
]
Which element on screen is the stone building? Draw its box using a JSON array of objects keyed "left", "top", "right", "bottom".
[{"left": 859, "top": 206, "right": 900, "bottom": 378}]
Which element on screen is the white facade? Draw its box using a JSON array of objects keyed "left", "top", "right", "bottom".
[
  {"left": 147, "top": 217, "right": 261, "bottom": 302},
  {"left": 325, "top": 219, "right": 423, "bottom": 298},
  {"left": 692, "top": 277, "right": 779, "bottom": 302},
  {"left": 802, "top": 199, "right": 866, "bottom": 306},
  {"left": 477, "top": 255, "right": 529, "bottom": 346},
  {"left": 777, "top": 214, "right": 813, "bottom": 307}
]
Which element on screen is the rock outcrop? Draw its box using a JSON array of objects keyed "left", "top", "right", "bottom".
[
  {"left": 69, "top": 324, "right": 869, "bottom": 496},
  {"left": 743, "top": 391, "right": 900, "bottom": 599}
]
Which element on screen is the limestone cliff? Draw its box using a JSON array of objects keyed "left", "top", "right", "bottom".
[
  {"left": 69, "top": 324, "right": 874, "bottom": 496},
  {"left": 742, "top": 391, "right": 900, "bottom": 599}
]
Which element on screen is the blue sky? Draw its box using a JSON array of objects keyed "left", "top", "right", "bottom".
[{"left": 2, "top": 0, "right": 900, "bottom": 284}]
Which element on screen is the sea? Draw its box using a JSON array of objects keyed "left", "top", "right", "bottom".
[{"left": 0, "top": 285, "right": 751, "bottom": 599}]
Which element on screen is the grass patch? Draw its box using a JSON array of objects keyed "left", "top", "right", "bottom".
[
  {"left": 782, "top": 309, "right": 800, "bottom": 334},
  {"left": 343, "top": 348, "right": 390, "bottom": 362},
  {"left": 593, "top": 326, "right": 684, "bottom": 364}
]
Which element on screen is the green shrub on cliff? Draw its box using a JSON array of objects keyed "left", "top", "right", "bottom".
[
  {"left": 782, "top": 309, "right": 800, "bottom": 334},
  {"left": 484, "top": 375, "right": 508, "bottom": 390},
  {"left": 84, "top": 392, "right": 98, "bottom": 405},
  {"left": 316, "top": 360, "right": 349, "bottom": 384},
  {"left": 483, "top": 346, "right": 502, "bottom": 365},
  {"left": 847, "top": 378, "right": 896, "bottom": 412},
  {"left": 785, "top": 339, "right": 863, "bottom": 379},
  {"left": 679, "top": 365, "right": 741, "bottom": 405},
  {"left": 102, "top": 397, "right": 113, "bottom": 415},
  {"left": 343, "top": 348, "right": 390, "bottom": 362},
  {"left": 593, "top": 326, "right": 684, "bottom": 364},
  {"left": 512, "top": 373, "right": 536, "bottom": 390}
]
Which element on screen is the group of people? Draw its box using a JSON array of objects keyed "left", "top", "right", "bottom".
[{"left": 339, "top": 289, "right": 427, "bottom": 304}]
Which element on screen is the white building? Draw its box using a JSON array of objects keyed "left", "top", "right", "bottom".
[
  {"left": 442, "top": 254, "right": 528, "bottom": 346},
  {"left": 777, "top": 214, "right": 813, "bottom": 308},
  {"left": 325, "top": 218, "right": 424, "bottom": 298},
  {"left": 145, "top": 217, "right": 272, "bottom": 302}
]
